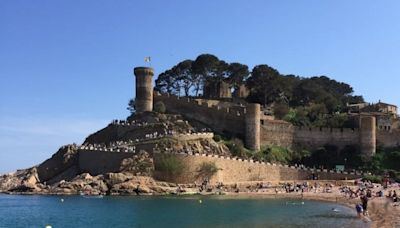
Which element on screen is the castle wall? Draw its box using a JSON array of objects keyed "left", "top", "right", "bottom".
[
  {"left": 155, "top": 93, "right": 399, "bottom": 154},
  {"left": 154, "top": 93, "right": 245, "bottom": 137},
  {"left": 376, "top": 129, "right": 400, "bottom": 148},
  {"left": 260, "top": 120, "right": 294, "bottom": 148},
  {"left": 293, "top": 127, "right": 360, "bottom": 150},
  {"left": 153, "top": 153, "right": 361, "bottom": 184},
  {"left": 78, "top": 150, "right": 135, "bottom": 175}
]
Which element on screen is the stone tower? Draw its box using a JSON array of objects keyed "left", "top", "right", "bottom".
[
  {"left": 359, "top": 115, "right": 376, "bottom": 158},
  {"left": 134, "top": 67, "right": 154, "bottom": 112},
  {"left": 245, "top": 103, "right": 261, "bottom": 151}
]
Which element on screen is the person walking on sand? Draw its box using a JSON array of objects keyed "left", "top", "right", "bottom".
[
  {"left": 355, "top": 203, "right": 363, "bottom": 218},
  {"left": 361, "top": 194, "right": 369, "bottom": 217}
]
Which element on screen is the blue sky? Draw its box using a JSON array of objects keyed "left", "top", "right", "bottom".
[{"left": 1, "top": 0, "right": 400, "bottom": 173}]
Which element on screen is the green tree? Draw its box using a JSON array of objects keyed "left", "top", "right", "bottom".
[
  {"left": 154, "top": 101, "right": 166, "bottom": 113},
  {"left": 247, "top": 64, "right": 281, "bottom": 106},
  {"left": 273, "top": 102, "right": 290, "bottom": 120},
  {"left": 127, "top": 99, "right": 136, "bottom": 114}
]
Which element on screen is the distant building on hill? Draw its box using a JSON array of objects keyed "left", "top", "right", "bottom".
[{"left": 348, "top": 101, "right": 397, "bottom": 116}]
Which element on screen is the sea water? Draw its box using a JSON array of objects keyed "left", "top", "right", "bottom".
[{"left": 0, "top": 194, "right": 368, "bottom": 228}]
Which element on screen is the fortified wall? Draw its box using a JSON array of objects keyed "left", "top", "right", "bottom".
[
  {"left": 136, "top": 66, "right": 399, "bottom": 156},
  {"left": 153, "top": 153, "right": 362, "bottom": 184},
  {"left": 292, "top": 127, "right": 359, "bottom": 150},
  {"left": 154, "top": 93, "right": 246, "bottom": 139},
  {"left": 152, "top": 92, "right": 400, "bottom": 155},
  {"left": 376, "top": 129, "right": 400, "bottom": 148}
]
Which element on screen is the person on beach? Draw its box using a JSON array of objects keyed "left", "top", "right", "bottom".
[
  {"left": 361, "top": 194, "right": 369, "bottom": 216},
  {"left": 393, "top": 190, "right": 398, "bottom": 203},
  {"left": 355, "top": 204, "right": 363, "bottom": 218}
]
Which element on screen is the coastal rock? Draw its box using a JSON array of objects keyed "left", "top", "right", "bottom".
[
  {"left": 104, "top": 172, "right": 133, "bottom": 186},
  {"left": 137, "top": 185, "right": 153, "bottom": 194}
]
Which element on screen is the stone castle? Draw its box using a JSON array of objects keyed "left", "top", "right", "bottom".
[
  {"left": 134, "top": 66, "right": 400, "bottom": 158},
  {"left": 5, "top": 65, "right": 399, "bottom": 195}
]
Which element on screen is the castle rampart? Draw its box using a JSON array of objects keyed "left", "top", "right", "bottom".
[
  {"left": 153, "top": 92, "right": 400, "bottom": 156},
  {"left": 154, "top": 93, "right": 245, "bottom": 138},
  {"left": 153, "top": 153, "right": 362, "bottom": 184},
  {"left": 376, "top": 129, "right": 400, "bottom": 147},
  {"left": 260, "top": 120, "right": 294, "bottom": 148},
  {"left": 293, "top": 126, "right": 360, "bottom": 150}
]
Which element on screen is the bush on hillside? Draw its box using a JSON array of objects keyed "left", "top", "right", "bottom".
[
  {"left": 156, "top": 154, "right": 186, "bottom": 178},
  {"left": 154, "top": 101, "right": 166, "bottom": 113},
  {"left": 197, "top": 162, "right": 219, "bottom": 179}
]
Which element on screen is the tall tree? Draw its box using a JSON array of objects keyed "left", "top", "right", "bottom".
[
  {"left": 155, "top": 69, "right": 175, "bottom": 94},
  {"left": 246, "top": 65, "right": 281, "bottom": 106},
  {"left": 174, "top": 60, "right": 194, "bottom": 96},
  {"left": 226, "top": 62, "right": 249, "bottom": 89}
]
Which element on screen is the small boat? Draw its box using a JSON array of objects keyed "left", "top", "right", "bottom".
[
  {"left": 81, "top": 194, "right": 104, "bottom": 199},
  {"left": 80, "top": 191, "right": 104, "bottom": 199}
]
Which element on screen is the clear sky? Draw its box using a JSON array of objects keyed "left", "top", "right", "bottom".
[{"left": 1, "top": 0, "right": 400, "bottom": 173}]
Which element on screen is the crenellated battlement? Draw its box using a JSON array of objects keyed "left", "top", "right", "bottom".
[
  {"left": 153, "top": 152, "right": 363, "bottom": 184},
  {"left": 293, "top": 126, "right": 359, "bottom": 133},
  {"left": 155, "top": 92, "right": 248, "bottom": 120}
]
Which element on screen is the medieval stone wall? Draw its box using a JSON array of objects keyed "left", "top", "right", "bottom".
[
  {"left": 79, "top": 150, "right": 135, "bottom": 175},
  {"left": 293, "top": 127, "right": 360, "bottom": 150},
  {"left": 260, "top": 120, "right": 294, "bottom": 148},
  {"left": 153, "top": 153, "right": 361, "bottom": 184},
  {"left": 377, "top": 129, "right": 400, "bottom": 148},
  {"left": 154, "top": 93, "right": 246, "bottom": 138},
  {"left": 153, "top": 93, "right": 400, "bottom": 153}
]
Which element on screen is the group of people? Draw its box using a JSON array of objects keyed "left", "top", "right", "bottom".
[{"left": 351, "top": 179, "right": 400, "bottom": 219}]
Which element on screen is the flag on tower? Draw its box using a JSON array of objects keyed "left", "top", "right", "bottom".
[{"left": 144, "top": 56, "right": 151, "bottom": 62}]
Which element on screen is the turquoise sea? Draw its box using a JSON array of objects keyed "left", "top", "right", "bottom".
[{"left": 0, "top": 194, "right": 368, "bottom": 228}]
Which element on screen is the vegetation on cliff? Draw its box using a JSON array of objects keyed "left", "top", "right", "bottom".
[{"left": 154, "top": 154, "right": 186, "bottom": 180}]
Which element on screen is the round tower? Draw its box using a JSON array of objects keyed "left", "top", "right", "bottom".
[
  {"left": 134, "top": 67, "right": 154, "bottom": 112},
  {"left": 245, "top": 103, "right": 261, "bottom": 151},
  {"left": 359, "top": 115, "right": 376, "bottom": 158}
]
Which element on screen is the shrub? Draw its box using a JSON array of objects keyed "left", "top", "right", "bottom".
[
  {"left": 197, "top": 162, "right": 219, "bottom": 179},
  {"left": 224, "top": 138, "right": 251, "bottom": 158},
  {"left": 154, "top": 101, "right": 166, "bottom": 113},
  {"left": 264, "top": 146, "right": 292, "bottom": 164},
  {"left": 273, "top": 102, "right": 289, "bottom": 120},
  {"left": 156, "top": 154, "right": 186, "bottom": 178},
  {"left": 213, "top": 134, "right": 222, "bottom": 142}
]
